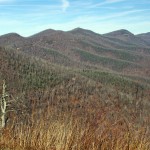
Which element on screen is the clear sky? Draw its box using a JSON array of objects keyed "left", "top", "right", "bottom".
[{"left": 0, "top": 0, "right": 150, "bottom": 36}]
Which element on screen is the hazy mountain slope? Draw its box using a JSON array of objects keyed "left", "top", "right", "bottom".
[
  {"left": 137, "top": 32, "right": 150, "bottom": 44},
  {"left": 72, "top": 48, "right": 142, "bottom": 71},
  {"left": 0, "top": 33, "right": 26, "bottom": 48},
  {"left": 103, "top": 29, "right": 150, "bottom": 47},
  {"left": 69, "top": 28, "right": 138, "bottom": 49}
]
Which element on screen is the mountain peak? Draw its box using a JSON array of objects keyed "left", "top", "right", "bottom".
[
  {"left": 69, "top": 27, "right": 101, "bottom": 36},
  {"left": 0, "top": 33, "right": 23, "bottom": 38},
  {"left": 70, "top": 27, "right": 92, "bottom": 33},
  {"left": 30, "top": 29, "right": 58, "bottom": 38},
  {"left": 104, "top": 29, "right": 134, "bottom": 37}
]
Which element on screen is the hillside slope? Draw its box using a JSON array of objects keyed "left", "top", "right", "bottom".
[
  {"left": 0, "top": 28, "right": 150, "bottom": 149},
  {"left": 0, "top": 28, "right": 150, "bottom": 83},
  {"left": 103, "top": 29, "right": 150, "bottom": 47},
  {"left": 137, "top": 32, "right": 150, "bottom": 44}
]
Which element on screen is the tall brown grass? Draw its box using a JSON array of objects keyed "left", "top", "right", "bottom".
[
  {"left": 0, "top": 77, "right": 150, "bottom": 150},
  {"left": 0, "top": 97, "right": 150, "bottom": 150}
]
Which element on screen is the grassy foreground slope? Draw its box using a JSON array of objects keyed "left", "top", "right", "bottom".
[{"left": 0, "top": 46, "right": 150, "bottom": 150}]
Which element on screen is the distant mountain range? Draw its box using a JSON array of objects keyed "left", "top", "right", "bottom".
[{"left": 0, "top": 28, "right": 150, "bottom": 85}]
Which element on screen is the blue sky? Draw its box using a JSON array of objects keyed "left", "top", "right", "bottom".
[{"left": 0, "top": 0, "right": 150, "bottom": 36}]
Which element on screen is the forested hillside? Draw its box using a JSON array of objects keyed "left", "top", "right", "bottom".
[{"left": 0, "top": 28, "right": 150, "bottom": 150}]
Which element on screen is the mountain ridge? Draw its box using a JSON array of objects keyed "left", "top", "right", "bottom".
[
  {"left": 0, "top": 27, "right": 150, "bottom": 83},
  {"left": 1, "top": 28, "right": 150, "bottom": 38}
]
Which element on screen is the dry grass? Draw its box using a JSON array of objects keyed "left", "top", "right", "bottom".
[
  {"left": 0, "top": 101, "right": 150, "bottom": 150},
  {"left": 0, "top": 76, "right": 150, "bottom": 150}
]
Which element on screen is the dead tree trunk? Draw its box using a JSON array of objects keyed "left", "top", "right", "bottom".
[{"left": 0, "top": 80, "right": 8, "bottom": 129}]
